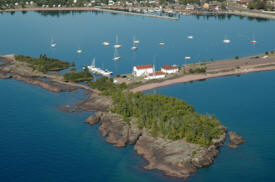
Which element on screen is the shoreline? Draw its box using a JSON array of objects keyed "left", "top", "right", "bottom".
[
  {"left": 131, "top": 54, "right": 275, "bottom": 92},
  {"left": 0, "top": 7, "right": 179, "bottom": 20},
  {"left": 1, "top": 7, "right": 275, "bottom": 20}
]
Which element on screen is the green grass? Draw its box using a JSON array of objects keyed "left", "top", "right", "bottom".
[
  {"left": 15, "top": 54, "right": 71, "bottom": 73},
  {"left": 63, "top": 67, "right": 93, "bottom": 82}
]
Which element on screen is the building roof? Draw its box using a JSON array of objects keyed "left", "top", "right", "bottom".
[
  {"left": 148, "top": 71, "right": 165, "bottom": 76},
  {"left": 161, "top": 65, "right": 178, "bottom": 70},
  {"left": 135, "top": 64, "right": 153, "bottom": 70}
]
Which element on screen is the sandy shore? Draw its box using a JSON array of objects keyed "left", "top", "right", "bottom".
[
  {"left": 131, "top": 55, "right": 275, "bottom": 92},
  {"left": 0, "top": 7, "right": 179, "bottom": 20}
]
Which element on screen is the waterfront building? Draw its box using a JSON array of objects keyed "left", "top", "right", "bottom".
[
  {"left": 108, "top": 0, "right": 115, "bottom": 5},
  {"left": 203, "top": 3, "right": 209, "bottom": 9},
  {"left": 144, "top": 71, "right": 166, "bottom": 80},
  {"left": 186, "top": 4, "right": 195, "bottom": 10},
  {"left": 161, "top": 65, "right": 179, "bottom": 74},
  {"left": 132, "top": 65, "right": 154, "bottom": 77}
]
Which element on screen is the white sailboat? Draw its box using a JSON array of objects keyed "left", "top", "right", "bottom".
[
  {"left": 133, "top": 36, "right": 140, "bottom": 44},
  {"left": 87, "top": 58, "right": 112, "bottom": 76},
  {"left": 50, "top": 37, "right": 56, "bottom": 48},
  {"left": 114, "top": 35, "right": 122, "bottom": 49},
  {"left": 113, "top": 48, "right": 120, "bottom": 61},
  {"left": 131, "top": 37, "right": 138, "bottom": 51},
  {"left": 87, "top": 58, "right": 97, "bottom": 72},
  {"left": 102, "top": 42, "right": 110, "bottom": 46},
  {"left": 223, "top": 39, "right": 230, "bottom": 43},
  {"left": 223, "top": 35, "right": 230, "bottom": 44}
]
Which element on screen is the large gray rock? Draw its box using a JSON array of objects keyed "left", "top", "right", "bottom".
[{"left": 228, "top": 131, "right": 246, "bottom": 148}]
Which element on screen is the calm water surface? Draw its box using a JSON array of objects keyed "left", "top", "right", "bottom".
[
  {"left": 0, "top": 11, "right": 275, "bottom": 74},
  {"left": 0, "top": 11, "right": 275, "bottom": 182}
]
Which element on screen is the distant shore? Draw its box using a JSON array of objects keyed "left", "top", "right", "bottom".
[
  {"left": 0, "top": 7, "right": 179, "bottom": 20},
  {"left": 131, "top": 53, "right": 275, "bottom": 92},
  {"left": 1, "top": 6, "right": 275, "bottom": 20}
]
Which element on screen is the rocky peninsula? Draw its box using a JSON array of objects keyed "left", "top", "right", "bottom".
[{"left": 0, "top": 54, "right": 239, "bottom": 179}]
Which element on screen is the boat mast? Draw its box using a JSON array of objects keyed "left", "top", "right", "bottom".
[{"left": 92, "top": 58, "right": 95, "bottom": 67}]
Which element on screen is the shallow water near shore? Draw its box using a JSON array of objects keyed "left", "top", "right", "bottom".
[{"left": 1, "top": 11, "right": 275, "bottom": 182}]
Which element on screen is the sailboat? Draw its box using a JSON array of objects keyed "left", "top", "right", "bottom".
[
  {"left": 223, "top": 39, "right": 230, "bottom": 43},
  {"left": 87, "top": 58, "right": 97, "bottom": 72},
  {"left": 251, "top": 40, "right": 257, "bottom": 44},
  {"left": 87, "top": 58, "right": 112, "bottom": 76},
  {"left": 113, "top": 48, "right": 120, "bottom": 61},
  {"left": 50, "top": 37, "right": 56, "bottom": 48},
  {"left": 133, "top": 36, "right": 140, "bottom": 44},
  {"left": 114, "top": 35, "right": 122, "bottom": 49},
  {"left": 251, "top": 35, "right": 257, "bottom": 44},
  {"left": 102, "top": 42, "right": 110, "bottom": 46},
  {"left": 223, "top": 35, "right": 230, "bottom": 44},
  {"left": 131, "top": 37, "right": 138, "bottom": 51}
]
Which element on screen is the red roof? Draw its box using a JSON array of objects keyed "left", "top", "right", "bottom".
[
  {"left": 135, "top": 64, "right": 153, "bottom": 70},
  {"left": 161, "top": 65, "right": 178, "bottom": 70},
  {"left": 148, "top": 71, "right": 165, "bottom": 76}
]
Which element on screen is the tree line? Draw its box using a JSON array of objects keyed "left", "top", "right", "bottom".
[{"left": 90, "top": 77, "right": 223, "bottom": 146}]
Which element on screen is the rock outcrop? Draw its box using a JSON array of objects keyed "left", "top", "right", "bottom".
[
  {"left": 12, "top": 74, "right": 63, "bottom": 92},
  {"left": 59, "top": 105, "right": 76, "bottom": 113},
  {"left": 0, "top": 73, "right": 11, "bottom": 79},
  {"left": 134, "top": 125, "right": 227, "bottom": 179},
  {"left": 85, "top": 112, "right": 142, "bottom": 147},
  {"left": 228, "top": 131, "right": 246, "bottom": 148},
  {"left": 75, "top": 94, "right": 112, "bottom": 112}
]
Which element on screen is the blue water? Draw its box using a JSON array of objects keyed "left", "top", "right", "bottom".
[
  {"left": 0, "top": 11, "right": 275, "bottom": 75},
  {"left": 1, "top": 11, "right": 275, "bottom": 182}
]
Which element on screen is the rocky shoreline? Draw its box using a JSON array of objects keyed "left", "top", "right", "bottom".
[
  {"left": 82, "top": 109, "right": 227, "bottom": 179},
  {"left": 0, "top": 54, "right": 238, "bottom": 179}
]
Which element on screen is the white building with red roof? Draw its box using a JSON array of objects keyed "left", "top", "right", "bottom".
[
  {"left": 133, "top": 64, "right": 154, "bottom": 77},
  {"left": 144, "top": 71, "right": 165, "bottom": 80},
  {"left": 161, "top": 65, "right": 179, "bottom": 74}
]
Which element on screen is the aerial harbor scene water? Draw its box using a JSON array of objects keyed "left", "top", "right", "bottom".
[{"left": 1, "top": 0, "right": 275, "bottom": 182}]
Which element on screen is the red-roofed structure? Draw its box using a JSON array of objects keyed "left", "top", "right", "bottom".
[
  {"left": 135, "top": 64, "right": 153, "bottom": 70},
  {"left": 161, "top": 65, "right": 179, "bottom": 74},
  {"left": 148, "top": 71, "right": 165, "bottom": 76},
  {"left": 133, "top": 64, "right": 154, "bottom": 77},
  {"left": 145, "top": 71, "right": 165, "bottom": 80}
]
